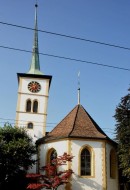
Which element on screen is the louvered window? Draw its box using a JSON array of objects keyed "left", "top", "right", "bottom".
[
  {"left": 26, "top": 100, "right": 31, "bottom": 112},
  {"left": 33, "top": 100, "right": 38, "bottom": 113}
]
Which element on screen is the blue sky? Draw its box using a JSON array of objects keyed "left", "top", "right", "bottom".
[{"left": 0, "top": 0, "right": 130, "bottom": 139}]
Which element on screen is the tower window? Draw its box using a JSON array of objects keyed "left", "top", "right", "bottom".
[
  {"left": 33, "top": 100, "right": 38, "bottom": 113},
  {"left": 27, "top": 122, "right": 33, "bottom": 129},
  {"left": 81, "top": 148, "right": 91, "bottom": 176},
  {"left": 26, "top": 100, "right": 31, "bottom": 112}
]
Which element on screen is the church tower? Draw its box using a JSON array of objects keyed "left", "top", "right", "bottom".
[{"left": 15, "top": 4, "right": 52, "bottom": 141}]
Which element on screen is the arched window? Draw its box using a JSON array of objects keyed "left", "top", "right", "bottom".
[
  {"left": 50, "top": 149, "right": 57, "bottom": 163},
  {"left": 27, "top": 122, "right": 33, "bottom": 129},
  {"left": 46, "top": 148, "right": 57, "bottom": 164},
  {"left": 81, "top": 148, "right": 91, "bottom": 176},
  {"left": 26, "top": 100, "right": 31, "bottom": 112},
  {"left": 33, "top": 100, "right": 38, "bottom": 113},
  {"left": 110, "top": 149, "right": 116, "bottom": 178}
]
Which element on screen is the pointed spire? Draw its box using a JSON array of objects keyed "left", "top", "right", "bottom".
[
  {"left": 78, "top": 71, "right": 80, "bottom": 105},
  {"left": 78, "top": 88, "right": 80, "bottom": 105},
  {"left": 28, "top": 3, "right": 43, "bottom": 75}
]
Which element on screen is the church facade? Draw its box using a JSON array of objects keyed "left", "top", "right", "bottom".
[{"left": 15, "top": 4, "right": 119, "bottom": 190}]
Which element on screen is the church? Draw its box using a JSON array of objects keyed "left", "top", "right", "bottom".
[{"left": 15, "top": 4, "right": 119, "bottom": 190}]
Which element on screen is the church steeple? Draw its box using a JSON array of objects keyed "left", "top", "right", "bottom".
[
  {"left": 28, "top": 3, "right": 43, "bottom": 75},
  {"left": 16, "top": 1, "right": 52, "bottom": 147}
]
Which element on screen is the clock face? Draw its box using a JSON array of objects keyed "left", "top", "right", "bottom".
[{"left": 28, "top": 81, "right": 41, "bottom": 93}]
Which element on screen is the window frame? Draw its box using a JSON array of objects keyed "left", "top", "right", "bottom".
[
  {"left": 79, "top": 145, "right": 95, "bottom": 178},
  {"left": 26, "top": 99, "right": 32, "bottom": 112},
  {"left": 27, "top": 122, "right": 33, "bottom": 129},
  {"left": 46, "top": 148, "right": 57, "bottom": 164},
  {"left": 33, "top": 100, "right": 38, "bottom": 113},
  {"left": 81, "top": 148, "right": 91, "bottom": 176}
]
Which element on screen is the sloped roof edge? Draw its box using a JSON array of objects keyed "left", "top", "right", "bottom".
[{"left": 36, "top": 104, "right": 116, "bottom": 145}]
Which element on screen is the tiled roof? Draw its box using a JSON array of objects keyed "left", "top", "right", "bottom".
[{"left": 37, "top": 104, "right": 112, "bottom": 144}]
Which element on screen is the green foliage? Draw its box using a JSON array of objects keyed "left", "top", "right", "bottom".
[
  {"left": 0, "top": 123, "right": 36, "bottom": 190},
  {"left": 114, "top": 88, "right": 130, "bottom": 182}
]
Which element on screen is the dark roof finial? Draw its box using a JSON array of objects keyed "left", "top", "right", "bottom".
[
  {"left": 78, "top": 71, "right": 80, "bottom": 105},
  {"left": 35, "top": 0, "right": 38, "bottom": 7}
]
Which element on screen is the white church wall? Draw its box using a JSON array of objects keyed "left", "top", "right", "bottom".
[
  {"left": 19, "top": 78, "right": 49, "bottom": 96},
  {"left": 18, "top": 94, "right": 47, "bottom": 113},
  {"left": 39, "top": 139, "right": 119, "bottom": 190},
  {"left": 39, "top": 140, "right": 68, "bottom": 171},
  {"left": 71, "top": 140, "right": 103, "bottom": 190},
  {"left": 16, "top": 112, "right": 46, "bottom": 139},
  {"left": 16, "top": 75, "right": 51, "bottom": 140},
  {"left": 106, "top": 143, "right": 119, "bottom": 190},
  {"left": 16, "top": 77, "right": 49, "bottom": 139}
]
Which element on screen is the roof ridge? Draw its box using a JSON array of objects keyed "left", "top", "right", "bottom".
[
  {"left": 47, "top": 105, "right": 79, "bottom": 135},
  {"left": 82, "top": 106, "right": 107, "bottom": 137},
  {"left": 68, "top": 105, "right": 80, "bottom": 137}
]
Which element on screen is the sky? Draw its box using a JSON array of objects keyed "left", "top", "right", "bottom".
[{"left": 0, "top": 0, "right": 130, "bottom": 140}]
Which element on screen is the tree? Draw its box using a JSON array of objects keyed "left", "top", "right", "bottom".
[
  {"left": 114, "top": 88, "right": 130, "bottom": 184},
  {"left": 0, "top": 123, "right": 37, "bottom": 190},
  {"left": 26, "top": 152, "right": 74, "bottom": 190}
]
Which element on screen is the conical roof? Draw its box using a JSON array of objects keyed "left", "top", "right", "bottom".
[{"left": 37, "top": 104, "right": 112, "bottom": 144}]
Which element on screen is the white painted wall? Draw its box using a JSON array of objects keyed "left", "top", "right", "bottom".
[
  {"left": 16, "top": 76, "right": 50, "bottom": 140},
  {"left": 40, "top": 140, "right": 68, "bottom": 169},
  {"left": 71, "top": 140, "right": 103, "bottom": 190},
  {"left": 19, "top": 78, "right": 49, "bottom": 96},
  {"left": 39, "top": 139, "right": 119, "bottom": 190},
  {"left": 106, "top": 143, "right": 119, "bottom": 190}
]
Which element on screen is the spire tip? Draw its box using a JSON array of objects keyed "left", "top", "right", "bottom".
[{"left": 35, "top": 0, "right": 38, "bottom": 7}]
